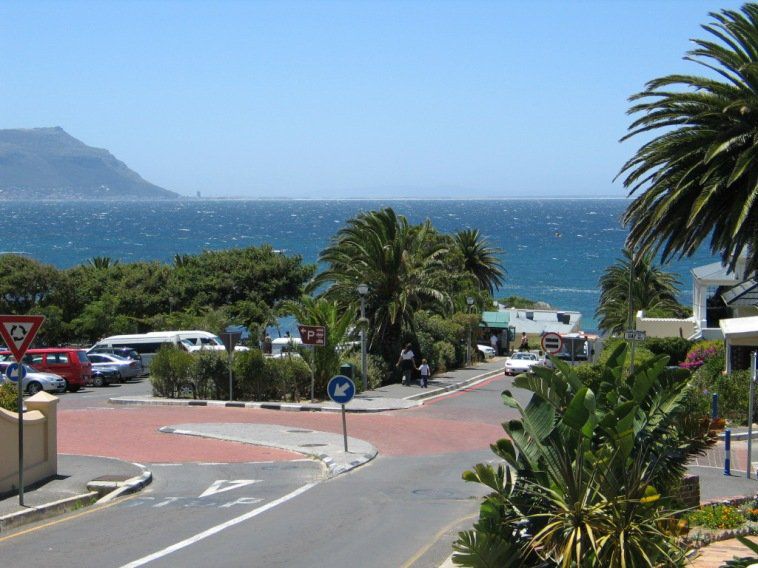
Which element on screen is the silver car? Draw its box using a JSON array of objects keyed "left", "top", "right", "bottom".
[
  {"left": 0, "top": 362, "right": 67, "bottom": 395},
  {"left": 86, "top": 353, "right": 141, "bottom": 381}
]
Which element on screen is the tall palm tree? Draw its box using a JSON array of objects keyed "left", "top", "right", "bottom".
[
  {"left": 87, "top": 256, "right": 118, "bottom": 270},
  {"left": 311, "top": 208, "right": 451, "bottom": 368},
  {"left": 618, "top": 5, "right": 758, "bottom": 278},
  {"left": 596, "top": 248, "right": 684, "bottom": 335},
  {"left": 452, "top": 229, "right": 505, "bottom": 294}
]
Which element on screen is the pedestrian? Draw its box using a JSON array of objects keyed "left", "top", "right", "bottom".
[
  {"left": 418, "top": 358, "right": 430, "bottom": 388},
  {"left": 519, "top": 332, "right": 529, "bottom": 352},
  {"left": 396, "top": 343, "right": 415, "bottom": 386},
  {"left": 263, "top": 335, "right": 272, "bottom": 354},
  {"left": 490, "top": 332, "right": 499, "bottom": 355}
]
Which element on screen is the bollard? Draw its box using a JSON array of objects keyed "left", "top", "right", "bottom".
[
  {"left": 712, "top": 393, "right": 719, "bottom": 419},
  {"left": 724, "top": 428, "right": 731, "bottom": 476}
]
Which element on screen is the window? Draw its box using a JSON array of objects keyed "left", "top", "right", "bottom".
[
  {"left": 77, "top": 351, "right": 89, "bottom": 363},
  {"left": 49, "top": 353, "right": 70, "bottom": 364}
]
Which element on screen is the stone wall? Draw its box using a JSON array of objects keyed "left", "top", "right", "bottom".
[{"left": 0, "top": 392, "right": 58, "bottom": 495}]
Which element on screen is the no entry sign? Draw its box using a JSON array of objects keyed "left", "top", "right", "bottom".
[{"left": 541, "top": 332, "right": 563, "bottom": 354}]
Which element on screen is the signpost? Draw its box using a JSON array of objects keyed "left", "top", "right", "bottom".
[
  {"left": 299, "top": 325, "right": 327, "bottom": 401},
  {"left": 297, "top": 325, "right": 326, "bottom": 346},
  {"left": 327, "top": 374, "right": 355, "bottom": 452},
  {"left": 541, "top": 332, "right": 563, "bottom": 355},
  {"left": 0, "top": 314, "right": 45, "bottom": 507},
  {"left": 220, "top": 331, "right": 242, "bottom": 401}
]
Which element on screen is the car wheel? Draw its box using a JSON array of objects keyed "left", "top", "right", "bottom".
[
  {"left": 27, "top": 381, "right": 43, "bottom": 395},
  {"left": 68, "top": 384, "right": 81, "bottom": 393},
  {"left": 93, "top": 375, "right": 104, "bottom": 387}
]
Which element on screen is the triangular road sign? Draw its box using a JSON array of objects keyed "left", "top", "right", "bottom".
[{"left": 0, "top": 315, "right": 45, "bottom": 361}]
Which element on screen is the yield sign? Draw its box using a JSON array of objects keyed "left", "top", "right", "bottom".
[{"left": 0, "top": 315, "right": 45, "bottom": 361}]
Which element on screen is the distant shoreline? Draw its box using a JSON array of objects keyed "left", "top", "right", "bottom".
[{"left": 0, "top": 195, "right": 632, "bottom": 202}]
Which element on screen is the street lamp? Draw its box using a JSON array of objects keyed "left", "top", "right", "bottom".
[
  {"left": 466, "top": 296, "right": 475, "bottom": 366},
  {"left": 357, "top": 283, "right": 369, "bottom": 391}
]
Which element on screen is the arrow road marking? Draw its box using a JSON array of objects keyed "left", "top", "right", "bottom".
[
  {"left": 334, "top": 381, "right": 349, "bottom": 397},
  {"left": 198, "top": 479, "right": 260, "bottom": 498}
]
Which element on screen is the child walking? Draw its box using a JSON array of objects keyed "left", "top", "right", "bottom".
[{"left": 418, "top": 358, "right": 430, "bottom": 388}]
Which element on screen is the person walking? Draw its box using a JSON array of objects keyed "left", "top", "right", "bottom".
[
  {"left": 519, "top": 332, "right": 529, "bottom": 352},
  {"left": 418, "top": 358, "right": 430, "bottom": 388},
  {"left": 490, "top": 333, "right": 499, "bottom": 356},
  {"left": 397, "top": 343, "right": 415, "bottom": 386}
]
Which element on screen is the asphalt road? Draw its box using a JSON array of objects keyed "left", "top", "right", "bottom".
[{"left": 0, "top": 373, "right": 520, "bottom": 567}]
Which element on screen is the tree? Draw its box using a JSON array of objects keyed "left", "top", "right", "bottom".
[
  {"left": 452, "top": 229, "right": 505, "bottom": 294},
  {"left": 454, "top": 344, "right": 714, "bottom": 567},
  {"left": 596, "top": 248, "right": 685, "bottom": 335},
  {"left": 0, "top": 254, "right": 62, "bottom": 313},
  {"left": 280, "top": 296, "right": 355, "bottom": 395},
  {"left": 618, "top": 5, "right": 758, "bottom": 277},
  {"left": 311, "top": 208, "right": 451, "bottom": 369}
]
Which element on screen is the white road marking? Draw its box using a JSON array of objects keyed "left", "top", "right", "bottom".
[
  {"left": 120, "top": 482, "right": 317, "bottom": 568},
  {"left": 198, "top": 479, "right": 260, "bottom": 498}
]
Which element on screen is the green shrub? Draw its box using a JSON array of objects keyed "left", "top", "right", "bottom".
[
  {"left": 341, "top": 352, "right": 384, "bottom": 391},
  {"left": 643, "top": 337, "right": 692, "bottom": 366},
  {"left": 191, "top": 350, "right": 229, "bottom": 399},
  {"left": 149, "top": 346, "right": 195, "bottom": 397},
  {"left": 697, "top": 370, "right": 756, "bottom": 423},
  {"left": 598, "top": 337, "right": 656, "bottom": 368},
  {"left": 234, "top": 349, "right": 271, "bottom": 401},
  {"left": 687, "top": 504, "right": 745, "bottom": 529},
  {"left": 265, "top": 356, "right": 311, "bottom": 401},
  {"left": 0, "top": 382, "right": 18, "bottom": 412}
]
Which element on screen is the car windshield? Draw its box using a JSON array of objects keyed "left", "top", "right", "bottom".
[{"left": 514, "top": 353, "right": 536, "bottom": 360}]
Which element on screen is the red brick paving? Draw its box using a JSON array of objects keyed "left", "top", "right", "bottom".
[{"left": 59, "top": 404, "right": 504, "bottom": 463}]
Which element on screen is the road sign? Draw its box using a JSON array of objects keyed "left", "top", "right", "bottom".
[
  {"left": 0, "top": 315, "right": 44, "bottom": 361},
  {"left": 298, "top": 325, "right": 326, "bottom": 346},
  {"left": 220, "top": 331, "right": 242, "bottom": 351},
  {"left": 327, "top": 374, "right": 355, "bottom": 404},
  {"left": 625, "top": 330, "right": 646, "bottom": 341},
  {"left": 5, "top": 363, "right": 26, "bottom": 383},
  {"left": 541, "top": 332, "right": 563, "bottom": 354}
]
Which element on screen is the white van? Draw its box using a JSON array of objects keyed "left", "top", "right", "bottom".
[
  {"left": 173, "top": 331, "right": 226, "bottom": 352},
  {"left": 91, "top": 332, "right": 183, "bottom": 368}
]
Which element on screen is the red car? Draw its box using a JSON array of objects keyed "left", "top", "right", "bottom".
[{"left": 0, "top": 348, "right": 92, "bottom": 392}]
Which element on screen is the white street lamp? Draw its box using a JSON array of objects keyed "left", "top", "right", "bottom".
[{"left": 357, "top": 283, "right": 369, "bottom": 391}]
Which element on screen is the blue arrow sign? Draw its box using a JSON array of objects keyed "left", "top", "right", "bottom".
[
  {"left": 327, "top": 375, "right": 355, "bottom": 404},
  {"left": 5, "top": 363, "right": 26, "bottom": 383}
]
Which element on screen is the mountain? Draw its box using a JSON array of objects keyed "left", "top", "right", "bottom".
[{"left": 0, "top": 127, "right": 179, "bottom": 199}]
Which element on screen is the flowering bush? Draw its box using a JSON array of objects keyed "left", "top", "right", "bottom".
[
  {"left": 680, "top": 340, "right": 722, "bottom": 370},
  {"left": 687, "top": 504, "right": 745, "bottom": 529}
]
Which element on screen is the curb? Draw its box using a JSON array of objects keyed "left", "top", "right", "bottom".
[
  {"left": 0, "top": 463, "right": 153, "bottom": 534},
  {"left": 109, "top": 366, "right": 503, "bottom": 412},
  {"left": 0, "top": 491, "right": 98, "bottom": 533},
  {"left": 406, "top": 368, "right": 503, "bottom": 402}
]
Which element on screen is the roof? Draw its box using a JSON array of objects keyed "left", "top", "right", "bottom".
[
  {"left": 480, "top": 311, "right": 510, "bottom": 329},
  {"left": 720, "top": 316, "right": 758, "bottom": 338},
  {"left": 691, "top": 261, "right": 744, "bottom": 284},
  {"left": 721, "top": 279, "right": 758, "bottom": 307}
]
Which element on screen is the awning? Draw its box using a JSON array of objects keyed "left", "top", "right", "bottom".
[{"left": 479, "top": 311, "right": 510, "bottom": 329}]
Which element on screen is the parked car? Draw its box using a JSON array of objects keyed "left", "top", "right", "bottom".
[
  {"left": 0, "top": 348, "right": 92, "bottom": 392},
  {"left": 87, "top": 347, "right": 144, "bottom": 375},
  {"left": 86, "top": 353, "right": 141, "bottom": 381},
  {"left": 504, "top": 352, "right": 546, "bottom": 376},
  {"left": 476, "top": 344, "right": 496, "bottom": 359},
  {"left": 0, "top": 362, "right": 67, "bottom": 395},
  {"left": 90, "top": 365, "right": 121, "bottom": 387}
]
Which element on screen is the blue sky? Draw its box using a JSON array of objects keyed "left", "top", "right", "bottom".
[{"left": 0, "top": 0, "right": 745, "bottom": 198}]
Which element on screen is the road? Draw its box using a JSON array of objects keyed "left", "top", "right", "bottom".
[{"left": 0, "top": 373, "right": 522, "bottom": 567}]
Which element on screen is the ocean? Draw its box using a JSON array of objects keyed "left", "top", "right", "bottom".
[{"left": 1, "top": 199, "right": 718, "bottom": 331}]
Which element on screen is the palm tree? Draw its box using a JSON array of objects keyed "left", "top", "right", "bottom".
[
  {"left": 311, "top": 208, "right": 451, "bottom": 369},
  {"left": 87, "top": 256, "right": 118, "bottom": 270},
  {"left": 618, "top": 5, "right": 758, "bottom": 278},
  {"left": 452, "top": 229, "right": 505, "bottom": 294},
  {"left": 596, "top": 248, "right": 684, "bottom": 335},
  {"left": 280, "top": 296, "right": 355, "bottom": 395}
]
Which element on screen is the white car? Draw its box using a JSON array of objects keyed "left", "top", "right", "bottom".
[
  {"left": 476, "top": 344, "right": 496, "bottom": 359},
  {"left": 86, "top": 353, "right": 141, "bottom": 380},
  {"left": 0, "top": 362, "right": 67, "bottom": 395},
  {"left": 504, "top": 352, "right": 545, "bottom": 376}
]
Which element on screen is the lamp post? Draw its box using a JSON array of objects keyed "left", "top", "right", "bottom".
[
  {"left": 466, "top": 296, "right": 475, "bottom": 366},
  {"left": 357, "top": 283, "right": 369, "bottom": 391}
]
